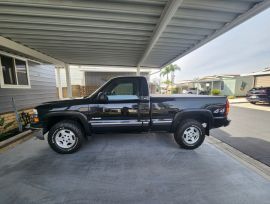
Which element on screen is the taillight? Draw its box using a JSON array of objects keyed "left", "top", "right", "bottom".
[{"left": 225, "top": 99, "right": 230, "bottom": 116}]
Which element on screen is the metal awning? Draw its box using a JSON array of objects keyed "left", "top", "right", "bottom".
[{"left": 0, "top": 0, "right": 269, "bottom": 68}]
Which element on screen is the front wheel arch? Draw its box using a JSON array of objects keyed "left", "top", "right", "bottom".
[
  {"left": 44, "top": 112, "right": 91, "bottom": 137},
  {"left": 48, "top": 120, "right": 85, "bottom": 154}
]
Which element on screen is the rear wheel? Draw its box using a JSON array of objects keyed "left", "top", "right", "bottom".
[
  {"left": 174, "top": 119, "right": 205, "bottom": 149},
  {"left": 250, "top": 102, "right": 256, "bottom": 104},
  {"left": 48, "top": 120, "right": 85, "bottom": 154}
]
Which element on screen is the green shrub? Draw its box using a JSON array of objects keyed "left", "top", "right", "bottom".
[
  {"left": 227, "top": 95, "right": 235, "bottom": 99},
  {"left": 172, "top": 87, "right": 180, "bottom": 94},
  {"left": 211, "top": 89, "right": 221, "bottom": 95},
  {"left": 0, "top": 117, "right": 14, "bottom": 137}
]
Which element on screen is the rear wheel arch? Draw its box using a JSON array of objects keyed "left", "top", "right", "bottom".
[
  {"left": 174, "top": 119, "right": 205, "bottom": 149},
  {"left": 171, "top": 110, "right": 213, "bottom": 135}
]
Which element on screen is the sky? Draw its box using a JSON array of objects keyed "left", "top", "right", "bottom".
[{"left": 152, "top": 7, "right": 270, "bottom": 83}]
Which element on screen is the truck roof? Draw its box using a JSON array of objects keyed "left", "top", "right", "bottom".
[{"left": 110, "top": 76, "right": 147, "bottom": 80}]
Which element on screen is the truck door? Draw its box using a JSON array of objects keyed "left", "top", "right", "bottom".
[{"left": 90, "top": 78, "right": 142, "bottom": 132}]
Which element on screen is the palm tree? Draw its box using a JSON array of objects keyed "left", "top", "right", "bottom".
[
  {"left": 160, "top": 64, "right": 181, "bottom": 93},
  {"left": 170, "top": 64, "right": 181, "bottom": 85},
  {"left": 160, "top": 65, "right": 171, "bottom": 81}
]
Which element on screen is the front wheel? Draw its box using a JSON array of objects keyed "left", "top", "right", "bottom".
[
  {"left": 174, "top": 119, "right": 205, "bottom": 149},
  {"left": 48, "top": 120, "right": 85, "bottom": 154}
]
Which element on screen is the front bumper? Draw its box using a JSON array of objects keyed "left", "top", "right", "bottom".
[
  {"left": 31, "top": 128, "right": 45, "bottom": 140},
  {"left": 31, "top": 121, "right": 45, "bottom": 140}
]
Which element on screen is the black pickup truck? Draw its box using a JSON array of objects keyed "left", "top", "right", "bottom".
[{"left": 32, "top": 76, "right": 230, "bottom": 154}]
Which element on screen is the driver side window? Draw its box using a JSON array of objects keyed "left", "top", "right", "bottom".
[
  {"left": 105, "top": 80, "right": 139, "bottom": 101},
  {"left": 109, "top": 82, "right": 134, "bottom": 95}
]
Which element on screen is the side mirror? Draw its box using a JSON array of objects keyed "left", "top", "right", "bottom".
[{"left": 97, "top": 92, "right": 108, "bottom": 103}]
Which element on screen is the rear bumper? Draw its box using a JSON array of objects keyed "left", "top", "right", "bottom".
[
  {"left": 223, "top": 119, "right": 231, "bottom": 127},
  {"left": 212, "top": 117, "right": 231, "bottom": 128}
]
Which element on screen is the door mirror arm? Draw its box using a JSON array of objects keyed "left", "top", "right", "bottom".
[{"left": 97, "top": 92, "right": 108, "bottom": 103}]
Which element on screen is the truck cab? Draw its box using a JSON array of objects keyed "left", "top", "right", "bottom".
[{"left": 88, "top": 76, "right": 150, "bottom": 133}]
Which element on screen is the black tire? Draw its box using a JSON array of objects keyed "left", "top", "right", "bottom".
[
  {"left": 250, "top": 102, "right": 256, "bottom": 104},
  {"left": 174, "top": 119, "right": 205, "bottom": 150},
  {"left": 48, "top": 120, "right": 85, "bottom": 154}
]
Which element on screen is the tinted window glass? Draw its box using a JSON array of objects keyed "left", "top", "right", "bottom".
[
  {"left": 1, "top": 55, "right": 16, "bottom": 85},
  {"left": 104, "top": 80, "right": 139, "bottom": 101},
  {"left": 111, "top": 82, "right": 134, "bottom": 95},
  {"left": 15, "top": 59, "right": 28, "bottom": 85}
]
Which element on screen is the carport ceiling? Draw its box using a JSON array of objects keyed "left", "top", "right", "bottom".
[{"left": 0, "top": 0, "right": 269, "bottom": 68}]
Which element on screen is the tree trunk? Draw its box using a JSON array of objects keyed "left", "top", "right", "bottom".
[{"left": 166, "top": 74, "right": 169, "bottom": 94}]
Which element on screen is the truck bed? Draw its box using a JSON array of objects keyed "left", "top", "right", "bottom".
[
  {"left": 151, "top": 94, "right": 225, "bottom": 98},
  {"left": 150, "top": 94, "right": 226, "bottom": 109},
  {"left": 150, "top": 94, "right": 228, "bottom": 131}
]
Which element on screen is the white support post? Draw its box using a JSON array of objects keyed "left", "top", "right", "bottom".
[
  {"left": 136, "top": 66, "right": 141, "bottom": 76},
  {"left": 56, "top": 67, "right": 63, "bottom": 99},
  {"left": 65, "top": 64, "right": 72, "bottom": 98}
]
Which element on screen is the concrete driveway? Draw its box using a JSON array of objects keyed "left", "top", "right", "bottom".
[
  {"left": 229, "top": 98, "right": 270, "bottom": 111},
  {"left": 1, "top": 133, "right": 270, "bottom": 204},
  {"left": 212, "top": 106, "right": 270, "bottom": 166},
  {"left": 232, "top": 102, "right": 270, "bottom": 111}
]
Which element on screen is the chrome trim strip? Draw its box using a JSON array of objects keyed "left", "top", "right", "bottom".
[
  {"left": 90, "top": 121, "right": 142, "bottom": 127},
  {"left": 142, "top": 121, "right": 150, "bottom": 126},
  {"left": 152, "top": 119, "right": 172, "bottom": 125}
]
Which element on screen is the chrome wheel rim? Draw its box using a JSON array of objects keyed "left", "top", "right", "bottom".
[
  {"left": 182, "top": 126, "right": 200, "bottom": 145},
  {"left": 55, "top": 129, "right": 76, "bottom": 149}
]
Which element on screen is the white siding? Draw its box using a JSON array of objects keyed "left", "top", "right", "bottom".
[
  {"left": 0, "top": 60, "right": 57, "bottom": 113},
  {"left": 255, "top": 75, "right": 270, "bottom": 87},
  {"left": 55, "top": 67, "right": 85, "bottom": 87}
]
